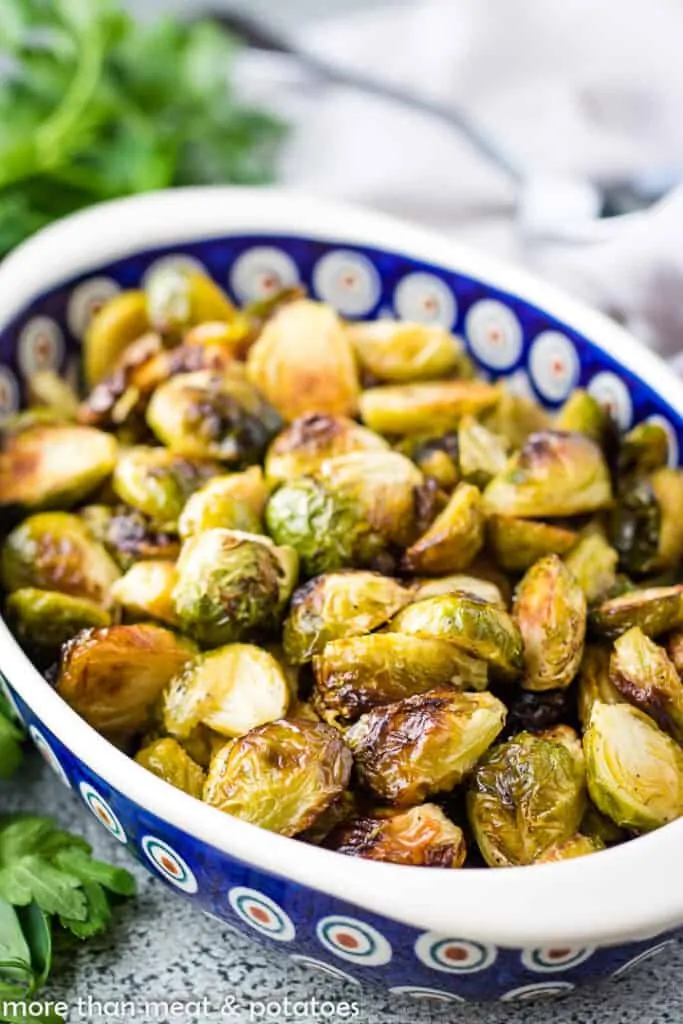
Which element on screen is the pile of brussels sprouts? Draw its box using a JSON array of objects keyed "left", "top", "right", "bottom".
[{"left": 3, "top": 264, "right": 683, "bottom": 870}]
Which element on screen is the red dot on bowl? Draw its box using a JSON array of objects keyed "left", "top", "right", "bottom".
[
  {"left": 251, "top": 906, "right": 271, "bottom": 924},
  {"left": 337, "top": 933, "right": 360, "bottom": 950},
  {"left": 160, "top": 855, "right": 178, "bottom": 874},
  {"left": 444, "top": 946, "right": 468, "bottom": 962},
  {"left": 547, "top": 949, "right": 571, "bottom": 960},
  {"left": 342, "top": 274, "right": 356, "bottom": 289}
]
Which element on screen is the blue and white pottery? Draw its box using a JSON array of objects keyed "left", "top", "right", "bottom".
[{"left": 1, "top": 188, "right": 682, "bottom": 1003}]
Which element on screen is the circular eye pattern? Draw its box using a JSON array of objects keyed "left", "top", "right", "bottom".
[
  {"left": 67, "top": 277, "right": 121, "bottom": 339},
  {"left": 502, "top": 367, "right": 536, "bottom": 401},
  {"left": 18, "top": 317, "right": 64, "bottom": 378},
  {"left": 501, "top": 981, "right": 575, "bottom": 1002},
  {"left": 79, "top": 781, "right": 127, "bottom": 844},
  {"left": 142, "top": 253, "right": 206, "bottom": 289},
  {"left": 465, "top": 300, "right": 523, "bottom": 371},
  {"left": 528, "top": 331, "right": 580, "bottom": 402},
  {"left": 29, "top": 727, "right": 71, "bottom": 789},
  {"left": 313, "top": 250, "right": 381, "bottom": 317},
  {"left": 316, "top": 915, "right": 392, "bottom": 966},
  {"left": 587, "top": 371, "right": 633, "bottom": 430},
  {"left": 0, "top": 367, "right": 20, "bottom": 422},
  {"left": 611, "top": 939, "right": 676, "bottom": 978},
  {"left": 522, "top": 946, "right": 595, "bottom": 973},
  {"left": 645, "top": 414, "right": 680, "bottom": 468},
  {"left": 290, "top": 955, "right": 361, "bottom": 986},
  {"left": 141, "top": 835, "right": 198, "bottom": 894},
  {"left": 0, "top": 674, "right": 23, "bottom": 725},
  {"left": 393, "top": 272, "right": 457, "bottom": 328},
  {"left": 229, "top": 247, "right": 300, "bottom": 304},
  {"left": 228, "top": 887, "right": 296, "bottom": 942},
  {"left": 390, "top": 986, "right": 465, "bottom": 1004},
  {"left": 414, "top": 933, "right": 497, "bottom": 974}
]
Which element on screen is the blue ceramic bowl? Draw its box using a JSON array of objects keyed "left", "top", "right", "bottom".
[{"left": 2, "top": 188, "right": 683, "bottom": 1005}]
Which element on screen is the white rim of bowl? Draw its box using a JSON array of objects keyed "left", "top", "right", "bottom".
[{"left": 1, "top": 186, "right": 682, "bottom": 949}]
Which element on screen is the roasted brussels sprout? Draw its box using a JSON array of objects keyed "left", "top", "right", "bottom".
[
  {"left": 27, "top": 370, "right": 79, "bottom": 421},
  {"left": 390, "top": 594, "right": 523, "bottom": 677},
  {"left": 110, "top": 561, "right": 178, "bottom": 626},
  {"left": 2, "top": 512, "right": 120, "bottom": 606},
  {"left": 483, "top": 388, "right": 552, "bottom": 449},
  {"left": 56, "top": 624, "right": 196, "bottom": 739},
  {"left": 265, "top": 413, "right": 389, "bottom": 485},
  {"left": 84, "top": 290, "right": 149, "bottom": 386},
  {"left": 298, "top": 790, "right": 357, "bottom": 845},
  {"left": 312, "top": 632, "right": 488, "bottom": 726},
  {"left": 410, "top": 573, "right": 506, "bottom": 609},
  {"left": 535, "top": 834, "right": 604, "bottom": 863},
  {"left": 283, "top": 571, "right": 410, "bottom": 664},
  {"left": 325, "top": 803, "right": 467, "bottom": 867},
  {"left": 359, "top": 380, "right": 500, "bottom": 436},
  {"left": 610, "top": 627, "right": 683, "bottom": 743},
  {"left": 483, "top": 431, "right": 613, "bottom": 518},
  {"left": 5, "top": 589, "right": 111, "bottom": 650},
  {"left": 203, "top": 719, "right": 352, "bottom": 835},
  {"left": 457, "top": 416, "right": 508, "bottom": 488},
  {"left": 145, "top": 266, "right": 236, "bottom": 336},
  {"left": 163, "top": 644, "right": 290, "bottom": 741},
  {"left": 346, "top": 688, "right": 506, "bottom": 805},
  {"left": 80, "top": 504, "right": 180, "bottom": 570},
  {"left": 487, "top": 516, "right": 577, "bottom": 573},
  {"left": 467, "top": 731, "right": 586, "bottom": 866},
  {"left": 584, "top": 702, "right": 683, "bottom": 831},
  {"left": 112, "top": 447, "right": 221, "bottom": 529},
  {"left": 513, "top": 555, "right": 586, "bottom": 691},
  {"left": 0, "top": 423, "right": 118, "bottom": 510},
  {"left": 619, "top": 421, "right": 669, "bottom": 477},
  {"left": 666, "top": 630, "right": 683, "bottom": 677},
  {"left": 650, "top": 467, "right": 683, "bottom": 568},
  {"left": 246, "top": 300, "right": 360, "bottom": 422},
  {"left": 347, "top": 320, "right": 465, "bottom": 382},
  {"left": 580, "top": 802, "right": 626, "bottom": 846},
  {"left": 608, "top": 477, "right": 661, "bottom": 577},
  {"left": 135, "top": 737, "right": 206, "bottom": 798},
  {"left": 555, "top": 389, "right": 614, "bottom": 446},
  {"left": 590, "top": 585, "right": 683, "bottom": 640},
  {"left": 177, "top": 467, "right": 269, "bottom": 539},
  {"left": 538, "top": 724, "right": 585, "bottom": 772},
  {"left": 395, "top": 432, "right": 460, "bottom": 490},
  {"left": 564, "top": 524, "right": 619, "bottom": 604},
  {"left": 577, "top": 645, "right": 624, "bottom": 728},
  {"left": 402, "top": 483, "right": 484, "bottom": 575},
  {"left": 171, "top": 529, "right": 297, "bottom": 646}
]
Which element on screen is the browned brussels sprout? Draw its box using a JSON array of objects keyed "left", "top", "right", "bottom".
[
  {"left": 5, "top": 589, "right": 111, "bottom": 650},
  {"left": 467, "top": 731, "right": 586, "bottom": 866},
  {"left": 283, "top": 571, "right": 410, "bottom": 664},
  {"left": 483, "top": 388, "right": 552, "bottom": 449},
  {"left": 513, "top": 555, "right": 586, "bottom": 691},
  {"left": 577, "top": 645, "right": 624, "bottom": 728},
  {"left": 666, "top": 630, "right": 683, "bottom": 677},
  {"left": 483, "top": 432, "right": 612, "bottom": 518},
  {"left": 26, "top": 370, "right": 79, "bottom": 421},
  {"left": 203, "top": 719, "right": 353, "bottom": 835},
  {"left": 56, "top": 624, "right": 196, "bottom": 739},
  {"left": 145, "top": 265, "right": 236, "bottom": 336},
  {"left": 84, "top": 290, "right": 149, "bottom": 386},
  {"left": 0, "top": 424, "right": 118, "bottom": 510},
  {"left": 265, "top": 413, "right": 388, "bottom": 485},
  {"left": 135, "top": 737, "right": 206, "bottom": 798},
  {"left": 402, "top": 483, "right": 484, "bottom": 575},
  {"left": 112, "top": 447, "right": 221, "bottom": 529},
  {"left": 110, "top": 561, "right": 179, "bottom": 626},
  {"left": 487, "top": 516, "right": 577, "bottom": 573},
  {"left": 325, "top": 803, "right": 467, "bottom": 867},
  {"left": 359, "top": 380, "right": 500, "bottom": 436},
  {"left": 608, "top": 477, "right": 661, "bottom": 577},
  {"left": 79, "top": 505, "right": 180, "bottom": 570},
  {"left": 298, "top": 790, "right": 358, "bottom": 845},
  {"left": 246, "top": 300, "right": 360, "bottom": 422},
  {"left": 395, "top": 433, "right": 460, "bottom": 490},
  {"left": 410, "top": 574, "right": 506, "bottom": 609},
  {"left": 535, "top": 834, "right": 604, "bottom": 863},
  {"left": 2, "top": 512, "right": 120, "bottom": 606},
  {"left": 584, "top": 702, "right": 683, "bottom": 831},
  {"left": 389, "top": 594, "right": 523, "bottom": 677},
  {"left": 650, "top": 467, "right": 683, "bottom": 568},
  {"left": 590, "top": 585, "right": 683, "bottom": 640},
  {"left": 555, "top": 389, "right": 613, "bottom": 444},
  {"left": 564, "top": 524, "right": 619, "bottom": 604},
  {"left": 619, "top": 421, "right": 669, "bottom": 477},
  {"left": 610, "top": 627, "right": 683, "bottom": 743},
  {"left": 457, "top": 416, "right": 508, "bottom": 488},
  {"left": 177, "top": 468, "right": 269, "bottom": 539},
  {"left": 346, "top": 688, "right": 506, "bottom": 805},
  {"left": 312, "top": 633, "right": 488, "bottom": 726},
  {"left": 347, "top": 320, "right": 466, "bottom": 382}
]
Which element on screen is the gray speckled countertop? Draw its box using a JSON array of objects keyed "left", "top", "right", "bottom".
[{"left": 3, "top": 757, "right": 682, "bottom": 1024}]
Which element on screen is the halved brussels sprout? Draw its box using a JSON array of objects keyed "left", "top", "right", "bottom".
[
  {"left": 513, "top": 555, "right": 586, "bottom": 692},
  {"left": 535, "top": 834, "right": 604, "bottom": 863},
  {"left": 538, "top": 724, "right": 585, "bottom": 773},
  {"left": 589, "top": 585, "right": 683, "bottom": 640},
  {"left": 467, "top": 731, "right": 586, "bottom": 867},
  {"left": 112, "top": 447, "right": 221, "bottom": 529},
  {"left": 359, "top": 380, "right": 500, "bottom": 436},
  {"left": 265, "top": 477, "right": 384, "bottom": 578},
  {"left": 312, "top": 633, "right": 488, "bottom": 726},
  {"left": 203, "top": 719, "right": 353, "bottom": 836},
  {"left": 487, "top": 516, "right": 577, "bottom": 573},
  {"left": 410, "top": 574, "right": 506, "bottom": 609},
  {"left": 482, "top": 432, "right": 613, "bottom": 518},
  {"left": 184, "top": 318, "right": 253, "bottom": 358},
  {"left": 577, "top": 645, "right": 624, "bottom": 728},
  {"left": 482, "top": 388, "right": 552, "bottom": 449},
  {"left": 80, "top": 505, "right": 180, "bottom": 570},
  {"left": 619, "top": 421, "right": 669, "bottom": 477},
  {"left": 346, "top": 688, "right": 506, "bottom": 806},
  {"left": 457, "top": 416, "right": 508, "bottom": 488},
  {"left": 564, "top": 524, "right": 619, "bottom": 604},
  {"left": 163, "top": 643, "right": 290, "bottom": 740},
  {"left": 56, "top": 624, "right": 196, "bottom": 738},
  {"left": 0, "top": 424, "right": 118, "bottom": 510},
  {"left": 395, "top": 433, "right": 460, "bottom": 490},
  {"left": 580, "top": 802, "right": 626, "bottom": 846},
  {"left": 608, "top": 477, "right": 660, "bottom": 577},
  {"left": 298, "top": 790, "right": 357, "bottom": 845},
  {"left": 5, "top": 589, "right": 111, "bottom": 650},
  {"left": 555, "top": 389, "right": 613, "bottom": 445},
  {"left": 650, "top": 468, "right": 683, "bottom": 569},
  {"left": 402, "top": 483, "right": 484, "bottom": 575},
  {"left": 610, "top": 626, "right": 683, "bottom": 743},
  {"left": 146, "top": 369, "right": 282, "bottom": 466},
  {"left": 110, "top": 561, "right": 179, "bottom": 626},
  {"left": 265, "top": 414, "right": 389, "bottom": 486},
  {"left": 346, "top": 320, "right": 465, "bottom": 382},
  {"left": 84, "top": 289, "right": 149, "bottom": 386},
  {"left": 584, "top": 702, "right": 683, "bottom": 831},
  {"left": 389, "top": 594, "right": 523, "bottom": 677},
  {"left": 135, "top": 737, "right": 206, "bottom": 798},
  {"left": 145, "top": 266, "right": 237, "bottom": 335},
  {"left": 283, "top": 571, "right": 411, "bottom": 664},
  {"left": 2, "top": 512, "right": 120, "bottom": 606},
  {"left": 171, "top": 529, "right": 297, "bottom": 646},
  {"left": 246, "top": 299, "right": 360, "bottom": 422},
  {"left": 27, "top": 370, "right": 79, "bottom": 421},
  {"left": 325, "top": 803, "right": 467, "bottom": 867},
  {"left": 177, "top": 468, "right": 269, "bottom": 539}
]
